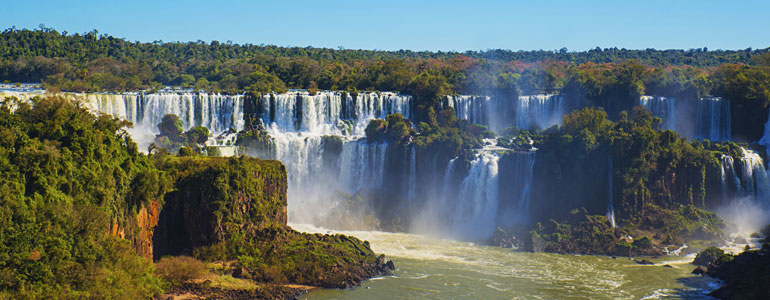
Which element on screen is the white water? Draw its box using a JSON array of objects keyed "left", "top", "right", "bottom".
[
  {"left": 339, "top": 140, "right": 389, "bottom": 193},
  {"left": 445, "top": 94, "right": 563, "bottom": 132},
  {"left": 516, "top": 94, "right": 565, "bottom": 131},
  {"left": 607, "top": 157, "right": 617, "bottom": 228},
  {"left": 759, "top": 109, "right": 770, "bottom": 161},
  {"left": 0, "top": 90, "right": 247, "bottom": 152},
  {"left": 247, "top": 91, "right": 411, "bottom": 223},
  {"left": 737, "top": 148, "right": 770, "bottom": 200},
  {"left": 717, "top": 148, "right": 770, "bottom": 234},
  {"left": 720, "top": 155, "right": 741, "bottom": 204},
  {"left": 445, "top": 95, "right": 493, "bottom": 129},
  {"left": 260, "top": 90, "right": 411, "bottom": 136},
  {"left": 454, "top": 152, "right": 500, "bottom": 239},
  {"left": 696, "top": 97, "right": 731, "bottom": 141},
  {"left": 639, "top": 96, "right": 676, "bottom": 130}
]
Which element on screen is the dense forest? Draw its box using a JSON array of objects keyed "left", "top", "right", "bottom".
[{"left": 0, "top": 28, "right": 768, "bottom": 100}]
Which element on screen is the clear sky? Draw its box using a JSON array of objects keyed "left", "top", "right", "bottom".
[{"left": 3, "top": 0, "right": 769, "bottom": 52}]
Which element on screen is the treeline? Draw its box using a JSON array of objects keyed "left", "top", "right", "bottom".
[
  {"left": 0, "top": 28, "right": 767, "bottom": 96},
  {"left": 2, "top": 27, "right": 770, "bottom": 135}
]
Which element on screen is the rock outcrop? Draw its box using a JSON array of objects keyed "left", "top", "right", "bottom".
[
  {"left": 153, "top": 156, "right": 287, "bottom": 258},
  {"left": 694, "top": 227, "right": 770, "bottom": 299},
  {"left": 150, "top": 155, "right": 393, "bottom": 289}
]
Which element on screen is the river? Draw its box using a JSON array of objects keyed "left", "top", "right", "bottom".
[{"left": 291, "top": 224, "right": 720, "bottom": 300}]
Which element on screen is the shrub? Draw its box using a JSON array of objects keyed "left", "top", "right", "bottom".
[
  {"left": 155, "top": 256, "right": 208, "bottom": 287},
  {"left": 633, "top": 236, "right": 652, "bottom": 249}
]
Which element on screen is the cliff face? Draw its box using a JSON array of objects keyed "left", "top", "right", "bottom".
[
  {"left": 149, "top": 154, "right": 393, "bottom": 288},
  {"left": 108, "top": 200, "right": 162, "bottom": 259},
  {"left": 152, "top": 156, "right": 287, "bottom": 259},
  {"left": 134, "top": 200, "right": 162, "bottom": 258}
]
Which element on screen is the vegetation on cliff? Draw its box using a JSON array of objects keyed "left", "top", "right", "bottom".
[
  {"left": 0, "top": 97, "right": 393, "bottom": 299},
  {"left": 152, "top": 155, "right": 393, "bottom": 289},
  {"left": 0, "top": 97, "right": 167, "bottom": 299},
  {"left": 523, "top": 205, "right": 725, "bottom": 256},
  {"left": 532, "top": 106, "right": 738, "bottom": 221}
]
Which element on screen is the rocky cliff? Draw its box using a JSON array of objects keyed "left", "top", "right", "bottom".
[
  {"left": 150, "top": 155, "right": 393, "bottom": 289},
  {"left": 152, "top": 156, "right": 287, "bottom": 258}
]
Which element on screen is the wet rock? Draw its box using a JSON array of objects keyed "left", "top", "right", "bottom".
[
  {"left": 692, "top": 266, "right": 707, "bottom": 275},
  {"left": 634, "top": 259, "right": 655, "bottom": 265},
  {"left": 385, "top": 260, "right": 395, "bottom": 270}
]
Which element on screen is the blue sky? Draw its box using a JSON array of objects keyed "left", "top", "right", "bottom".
[{"left": 3, "top": 0, "right": 769, "bottom": 51}]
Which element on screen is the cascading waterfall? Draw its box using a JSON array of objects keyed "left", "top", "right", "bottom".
[
  {"left": 718, "top": 148, "right": 770, "bottom": 234},
  {"left": 453, "top": 152, "right": 500, "bottom": 239},
  {"left": 737, "top": 148, "right": 770, "bottom": 202},
  {"left": 607, "top": 157, "right": 616, "bottom": 228},
  {"left": 445, "top": 94, "right": 563, "bottom": 132},
  {"left": 78, "top": 92, "right": 245, "bottom": 134},
  {"left": 720, "top": 155, "right": 742, "bottom": 204},
  {"left": 253, "top": 91, "right": 410, "bottom": 222},
  {"left": 759, "top": 109, "right": 770, "bottom": 161},
  {"left": 497, "top": 152, "right": 537, "bottom": 226},
  {"left": 445, "top": 95, "right": 491, "bottom": 128},
  {"left": 639, "top": 96, "right": 676, "bottom": 130},
  {"left": 696, "top": 97, "right": 731, "bottom": 141},
  {"left": 338, "top": 140, "right": 389, "bottom": 194},
  {"left": 62, "top": 91, "right": 245, "bottom": 152},
  {"left": 515, "top": 94, "right": 564, "bottom": 130},
  {"left": 261, "top": 90, "right": 411, "bottom": 136}
]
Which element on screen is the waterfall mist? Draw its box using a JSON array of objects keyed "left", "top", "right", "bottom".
[
  {"left": 716, "top": 197, "right": 770, "bottom": 234},
  {"left": 718, "top": 148, "right": 770, "bottom": 235}
]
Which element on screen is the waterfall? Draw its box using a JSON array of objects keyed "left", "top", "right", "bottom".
[
  {"left": 607, "top": 157, "right": 616, "bottom": 228},
  {"left": 718, "top": 149, "right": 770, "bottom": 233},
  {"left": 406, "top": 146, "right": 417, "bottom": 201},
  {"left": 248, "top": 90, "right": 411, "bottom": 223},
  {"left": 720, "top": 155, "right": 741, "bottom": 204},
  {"left": 261, "top": 91, "right": 411, "bottom": 136},
  {"left": 496, "top": 152, "right": 537, "bottom": 226},
  {"left": 759, "top": 110, "right": 770, "bottom": 162},
  {"left": 515, "top": 94, "right": 564, "bottom": 130},
  {"left": 445, "top": 94, "right": 563, "bottom": 132},
  {"left": 338, "top": 140, "right": 389, "bottom": 193},
  {"left": 439, "top": 158, "right": 458, "bottom": 210},
  {"left": 49, "top": 91, "right": 244, "bottom": 152},
  {"left": 639, "top": 96, "right": 676, "bottom": 130},
  {"left": 737, "top": 148, "right": 770, "bottom": 202},
  {"left": 453, "top": 152, "right": 500, "bottom": 238},
  {"left": 515, "top": 153, "right": 536, "bottom": 224},
  {"left": 445, "top": 95, "right": 490, "bottom": 127},
  {"left": 77, "top": 92, "right": 245, "bottom": 134},
  {"left": 696, "top": 97, "right": 731, "bottom": 141}
]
